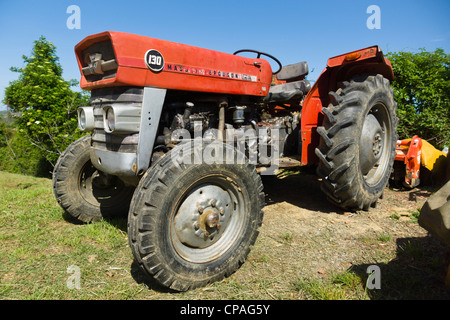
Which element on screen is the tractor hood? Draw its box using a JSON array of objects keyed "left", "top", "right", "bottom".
[{"left": 75, "top": 31, "right": 273, "bottom": 96}]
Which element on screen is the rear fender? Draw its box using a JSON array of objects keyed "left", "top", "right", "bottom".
[{"left": 299, "top": 46, "right": 394, "bottom": 166}]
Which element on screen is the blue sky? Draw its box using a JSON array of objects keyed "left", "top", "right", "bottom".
[{"left": 1, "top": 0, "right": 449, "bottom": 110}]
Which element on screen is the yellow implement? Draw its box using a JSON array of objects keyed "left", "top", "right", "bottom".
[{"left": 420, "top": 139, "right": 447, "bottom": 171}]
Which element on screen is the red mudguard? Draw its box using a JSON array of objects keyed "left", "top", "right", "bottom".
[{"left": 299, "top": 46, "right": 394, "bottom": 165}]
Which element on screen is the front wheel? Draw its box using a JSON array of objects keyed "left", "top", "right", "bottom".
[
  {"left": 52, "top": 135, "right": 135, "bottom": 223},
  {"left": 127, "top": 142, "right": 265, "bottom": 291},
  {"left": 315, "top": 74, "right": 398, "bottom": 210}
]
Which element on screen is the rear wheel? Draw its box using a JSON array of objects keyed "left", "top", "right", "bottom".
[
  {"left": 52, "top": 135, "right": 135, "bottom": 223},
  {"left": 128, "top": 142, "right": 265, "bottom": 291},
  {"left": 315, "top": 74, "right": 398, "bottom": 210}
]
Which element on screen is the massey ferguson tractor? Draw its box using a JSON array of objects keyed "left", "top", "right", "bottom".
[{"left": 52, "top": 31, "right": 398, "bottom": 291}]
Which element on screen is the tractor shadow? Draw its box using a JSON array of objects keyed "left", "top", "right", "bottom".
[
  {"left": 349, "top": 236, "right": 450, "bottom": 300},
  {"left": 261, "top": 166, "right": 345, "bottom": 214}
]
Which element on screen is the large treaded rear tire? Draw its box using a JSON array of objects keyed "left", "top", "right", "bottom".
[
  {"left": 127, "top": 142, "right": 265, "bottom": 291},
  {"left": 315, "top": 74, "right": 398, "bottom": 210}
]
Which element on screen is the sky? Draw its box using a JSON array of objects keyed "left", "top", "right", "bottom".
[{"left": 0, "top": 0, "right": 449, "bottom": 110}]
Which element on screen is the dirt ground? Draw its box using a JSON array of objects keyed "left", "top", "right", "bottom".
[{"left": 243, "top": 168, "right": 450, "bottom": 299}]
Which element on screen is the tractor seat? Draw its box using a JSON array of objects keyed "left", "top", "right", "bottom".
[
  {"left": 264, "top": 79, "right": 311, "bottom": 103},
  {"left": 277, "top": 61, "right": 309, "bottom": 81},
  {"left": 264, "top": 61, "right": 310, "bottom": 103}
]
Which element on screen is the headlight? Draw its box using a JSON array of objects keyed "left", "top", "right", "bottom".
[
  {"left": 102, "top": 105, "right": 141, "bottom": 134},
  {"left": 77, "top": 107, "right": 94, "bottom": 132},
  {"left": 104, "top": 107, "right": 115, "bottom": 133},
  {"left": 79, "top": 110, "right": 86, "bottom": 128}
]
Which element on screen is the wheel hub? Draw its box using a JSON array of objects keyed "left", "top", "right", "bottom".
[
  {"left": 174, "top": 184, "right": 232, "bottom": 249},
  {"left": 360, "top": 113, "right": 384, "bottom": 175},
  {"left": 372, "top": 133, "right": 382, "bottom": 157},
  {"left": 199, "top": 209, "right": 220, "bottom": 230}
]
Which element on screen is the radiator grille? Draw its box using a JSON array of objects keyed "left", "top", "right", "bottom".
[{"left": 90, "top": 87, "right": 144, "bottom": 154}]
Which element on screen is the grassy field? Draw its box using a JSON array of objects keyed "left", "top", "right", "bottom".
[{"left": 1, "top": 170, "right": 449, "bottom": 300}]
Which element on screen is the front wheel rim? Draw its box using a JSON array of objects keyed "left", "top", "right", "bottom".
[
  {"left": 78, "top": 161, "right": 130, "bottom": 207},
  {"left": 171, "top": 174, "right": 246, "bottom": 264}
]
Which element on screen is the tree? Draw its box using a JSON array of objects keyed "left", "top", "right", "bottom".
[
  {"left": 386, "top": 49, "right": 450, "bottom": 149},
  {"left": 2, "top": 36, "right": 90, "bottom": 167}
]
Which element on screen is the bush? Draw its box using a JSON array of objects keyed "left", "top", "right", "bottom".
[
  {"left": 0, "top": 117, "right": 52, "bottom": 176},
  {"left": 386, "top": 49, "right": 450, "bottom": 149}
]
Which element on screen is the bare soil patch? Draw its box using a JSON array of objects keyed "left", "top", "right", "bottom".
[{"left": 250, "top": 169, "right": 450, "bottom": 299}]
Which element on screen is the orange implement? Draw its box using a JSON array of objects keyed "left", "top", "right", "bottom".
[{"left": 395, "top": 135, "right": 422, "bottom": 187}]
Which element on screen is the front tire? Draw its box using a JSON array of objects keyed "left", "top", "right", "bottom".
[
  {"left": 127, "top": 142, "right": 265, "bottom": 291},
  {"left": 52, "top": 135, "right": 135, "bottom": 223},
  {"left": 315, "top": 74, "right": 398, "bottom": 210}
]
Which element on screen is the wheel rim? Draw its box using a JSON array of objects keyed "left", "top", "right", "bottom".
[
  {"left": 78, "top": 160, "right": 131, "bottom": 208},
  {"left": 359, "top": 101, "right": 392, "bottom": 186},
  {"left": 171, "top": 174, "right": 246, "bottom": 264}
]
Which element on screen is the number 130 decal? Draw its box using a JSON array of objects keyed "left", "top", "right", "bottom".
[{"left": 145, "top": 49, "right": 165, "bottom": 73}]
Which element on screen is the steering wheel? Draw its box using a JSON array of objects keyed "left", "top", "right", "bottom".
[{"left": 233, "top": 49, "right": 282, "bottom": 75}]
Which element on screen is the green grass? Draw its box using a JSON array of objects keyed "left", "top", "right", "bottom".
[
  {"left": 279, "top": 231, "right": 294, "bottom": 243},
  {"left": 291, "top": 271, "right": 368, "bottom": 300},
  {"left": 376, "top": 232, "right": 392, "bottom": 243},
  {"left": 0, "top": 171, "right": 141, "bottom": 299}
]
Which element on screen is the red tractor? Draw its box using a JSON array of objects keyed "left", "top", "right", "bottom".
[{"left": 52, "top": 31, "right": 398, "bottom": 291}]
